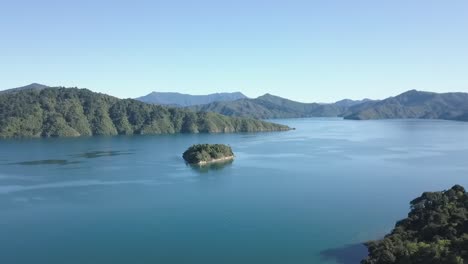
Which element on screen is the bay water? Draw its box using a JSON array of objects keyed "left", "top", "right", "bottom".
[{"left": 1, "top": 118, "right": 468, "bottom": 264}]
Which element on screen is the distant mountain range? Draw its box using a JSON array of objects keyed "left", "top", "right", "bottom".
[
  {"left": 0, "top": 86, "right": 289, "bottom": 138},
  {"left": 334, "top": 98, "right": 373, "bottom": 108},
  {"left": 187, "top": 90, "right": 468, "bottom": 122},
  {"left": 136, "top": 91, "right": 247, "bottom": 107},
  {"left": 0, "top": 83, "right": 50, "bottom": 94},
  {"left": 188, "top": 93, "right": 374, "bottom": 119}
]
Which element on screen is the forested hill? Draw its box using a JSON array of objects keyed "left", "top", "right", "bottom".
[
  {"left": 0, "top": 88, "right": 290, "bottom": 138},
  {"left": 344, "top": 90, "right": 468, "bottom": 121},
  {"left": 188, "top": 93, "right": 357, "bottom": 119}
]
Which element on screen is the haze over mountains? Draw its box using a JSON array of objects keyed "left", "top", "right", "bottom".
[
  {"left": 188, "top": 93, "right": 372, "bottom": 119},
  {"left": 187, "top": 90, "right": 468, "bottom": 122},
  {"left": 0, "top": 83, "right": 50, "bottom": 94},
  {"left": 136, "top": 91, "right": 247, "bottom": 107},
  {"left": 133, "top": 87, "right": 375, "bottom": 119}
]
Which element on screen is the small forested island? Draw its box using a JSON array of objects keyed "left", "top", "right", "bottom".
[
  {"left": 182, "top": 144, "right": 234, "bottom": 165},
  {"left": 362, "top": 185, "right": 468, "bottom": 264}
]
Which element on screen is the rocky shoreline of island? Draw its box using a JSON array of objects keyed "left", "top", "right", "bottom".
[{"left": 194, "top": 155, "right": 234, "bottom": 165}]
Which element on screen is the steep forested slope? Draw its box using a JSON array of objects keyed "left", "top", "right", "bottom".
[{"left": 362, "top": 185, "right": 468, "bottom": 264}]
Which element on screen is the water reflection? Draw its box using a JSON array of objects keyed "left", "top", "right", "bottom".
[
  {"left": 7, "top": 150, "right": 134, "bottom": 166},
  {"left": 188, "top": 159, "right": 234, "bottom": 173},
  {"left": 320, "top": 243, "right": 368, "bottom": 264}
]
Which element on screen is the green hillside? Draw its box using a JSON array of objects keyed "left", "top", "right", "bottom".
[
  {"left": 0, "top": 87, "right": 290, "bottom": 138},
  {"left": 344, "top": 90, "right": 468, "bottom": 121},
  {"left": 188, "top": 90, "right": 468, "bottom": 122}
]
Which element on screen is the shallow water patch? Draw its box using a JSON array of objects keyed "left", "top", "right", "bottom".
[
  {"left": 9, "top": 159, "right": 81, "bottom": 166},
  {"left": 320, "top": 243, "right": 368, "bottom": 264},
  {"left": 71, "top": 150, "right": 134, "bottom": 159}
]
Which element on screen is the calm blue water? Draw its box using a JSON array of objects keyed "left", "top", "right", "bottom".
[{"left": 1, "top": 118, "right": 468, "bottom": 264}]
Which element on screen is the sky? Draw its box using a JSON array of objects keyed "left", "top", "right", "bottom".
[{"left": 1, "top": 0, "right": 468, "bottom": 103}]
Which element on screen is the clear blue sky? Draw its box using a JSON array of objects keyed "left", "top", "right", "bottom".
[{"left": 1, "top": 0, "right": 467, "bottom": 102}]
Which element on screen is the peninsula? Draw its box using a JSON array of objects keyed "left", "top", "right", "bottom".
[
  {"left": 0, "top": 85, "right": 290, "bottom": 138},
  {"left": 182, "top": 144, "right": 234, "bottom": 165}
]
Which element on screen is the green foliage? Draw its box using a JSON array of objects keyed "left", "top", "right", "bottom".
[
  {"left": 182, "top": 144, "right": 234, "bottom": 164},
  {"left": 362, "top": 185, "right": 468, "bottom": 264},
  {"left": 0, "top": 88, "right": 290, "bottom": 138}
]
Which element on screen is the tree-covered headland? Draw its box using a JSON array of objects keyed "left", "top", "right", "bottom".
[
  {"left": 0, "top": 87, "right": 290, "bottom": 138},
  {"left": 362, "top": 185, "right": 468, "bottom": 264}
]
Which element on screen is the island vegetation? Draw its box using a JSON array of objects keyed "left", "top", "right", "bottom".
[
  {"left": 0, "top": 87, "right": 290, "bottom": 138},
  {"left": 362, "top": 185, "right": 468, "bottom": 264},
  {"left": 182, "top": 144, "right": 234, "bottom": 165}
]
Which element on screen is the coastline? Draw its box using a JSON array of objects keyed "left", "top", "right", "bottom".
[{"left": 192, "top": 155, "right": 234, "bottom": 166}]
